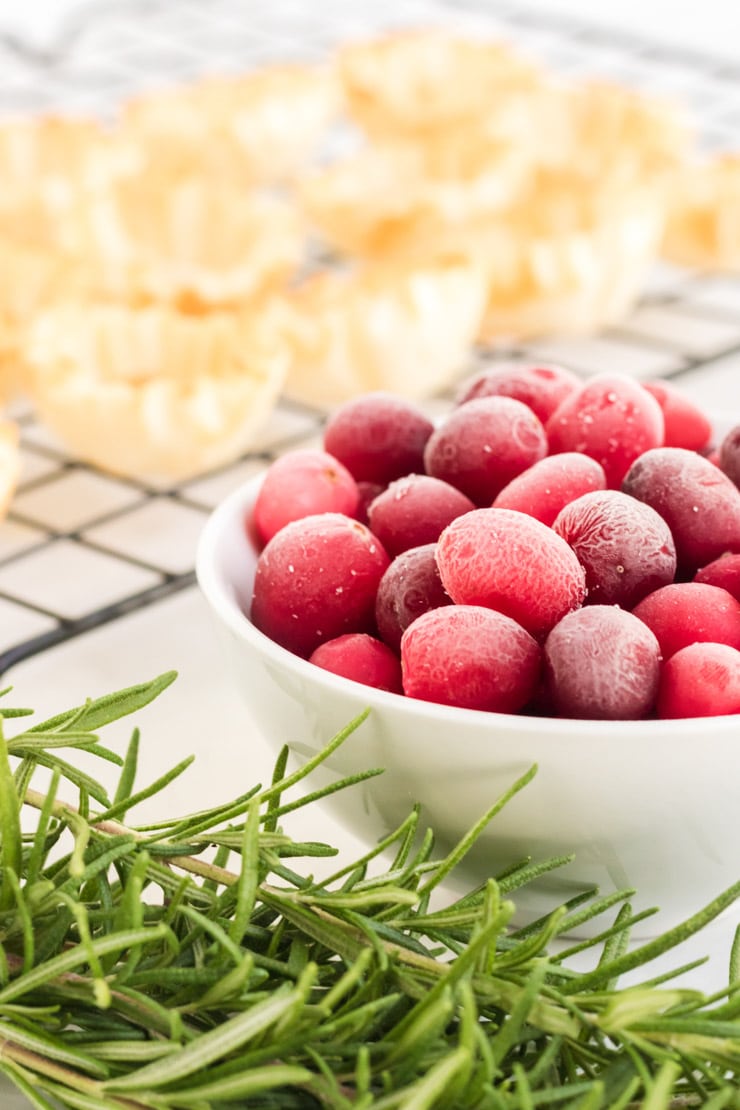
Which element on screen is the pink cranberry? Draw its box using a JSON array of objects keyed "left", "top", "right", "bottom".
[
  {"left": 375, "top": 544, "right": 452, "bottom": 652},
  {"left": 309, "top": 633, "right": 403, "bottom": 694},
  {"left": 544, "top": 605, "right": 661, "bottom": 719},
  {"left": 436, "top": 508, "right": 586, "bottom": 639},
  {"left": 719, "top": 424, "right": 740, "bottom": 488},
  {"left": 622, "top": 447, "right": 740, "bottom": 574},
  {"left": 250, "top": 513, "right": 389, "bottom": 657},
  {"left": 368, "top": 474, "right": 475, "bottom": 556},
  {"left": 456, "top": 361, "right": 580, "bottom": 424},
  {"left": 354, "top": 480, "right": 385, "bottom": 525},
  {"left": 631, "top": 582, "right": 740, "bottom": 659},
  {"left": 493, "top": 452, "right": 606, "bottom": 526},
  {"left": 546, "top": 374, "right": 664, "bottom": 488},
  {"left": 253, "top": 449, "right": 359, "bottom": 546},
  {"left": 401, "top": 605, "right": 540, "bottom": 713},
  {"left": 643, "top": 381, "right": 712, "bottom": 452},
  {"left": 552, "top": 489, "right": 676, "bottom": 608},
  {"left": 424, "top": 396, "right": 547, "bottom": 505},
  {"left": 694, "top": 553, "right": 740, "bottom": 602},
  {"left": 323, "top": 392, "right": 434, "bottom": 484},
  {"left": 656, "top": 642, "right": 740, "bottom": 718}
]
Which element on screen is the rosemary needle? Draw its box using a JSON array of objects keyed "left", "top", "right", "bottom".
[{"left": 0, "top": 672, "right": 737, "bottom": 1109}]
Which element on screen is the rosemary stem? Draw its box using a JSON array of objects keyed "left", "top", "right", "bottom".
[{"left": 0, "top": 1038, "right": 145, "bottom": 1109}]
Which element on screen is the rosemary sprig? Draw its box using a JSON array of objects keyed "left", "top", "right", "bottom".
[{"left": 0, "top": 673, "right": 737, "bottom": 1108}]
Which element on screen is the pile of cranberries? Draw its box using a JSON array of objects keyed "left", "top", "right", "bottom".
[{"left": 247, "top": 367, "right": 740, "bottom": 720}]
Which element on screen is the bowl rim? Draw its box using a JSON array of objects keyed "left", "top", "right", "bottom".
[{"left": 196, "top": 468, "right": 740, "bottom": 741}]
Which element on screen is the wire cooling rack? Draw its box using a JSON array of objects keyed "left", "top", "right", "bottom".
[{"left": 0, "top": 0, "right": 739, "bottom": 676}]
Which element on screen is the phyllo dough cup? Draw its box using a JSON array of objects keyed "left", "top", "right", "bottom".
[
  {"left": 338, "top": 29, "right": 546, "bottom": 144},
  {"left": 121, "top": 64, "right": 339, "bottom": 184},
  {"left": 301, "top": 140, "right": 530, "bottom": 257},
  {"left": 0, "top": 115, "right": 138, "bottom": 224},
  {"left": 280, "top": 256, "right": 486, "bottom": 407},
  {"left": 476, "top": 171, "right": 666, "bottom": 340},
  {"left": 662, "top": 154, "right": 740, "bottom": 270},
  {"left": 0, "top": 418, "right": 20, "bottom": 520},
  {"left": 82, "top": 177, "right": 305, "bottom": 310},
  {"left": 0, "top": 227, "right": 93, "bottom": 400},
  {"left": 25, "top": 303, "right": 289, "bottom": 482},
  {"left": 546, "top": 80, "right": 693, "bottom": 181}
]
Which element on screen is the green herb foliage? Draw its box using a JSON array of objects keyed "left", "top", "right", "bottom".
[{"left": 0, "top": 672, "right": 737, "bottom": 1108}]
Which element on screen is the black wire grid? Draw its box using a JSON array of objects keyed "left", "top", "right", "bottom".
[{"left": 0, "top": 0, "right": 739, "bottom": 677}]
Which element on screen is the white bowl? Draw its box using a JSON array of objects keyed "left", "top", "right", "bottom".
[{"left": 196, "top": 473, "right": 740, "bottom": 938}]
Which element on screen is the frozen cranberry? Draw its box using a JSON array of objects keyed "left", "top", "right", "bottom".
[
  {"left": 552, "top": 490, "right": 676, "bottom": 608},
  {"left": 323, "top": 393, "right": 434, "bottom": 484},
  {"left": 544, "top": 606, "right": 661, "bottom": 720},
  {"left": 436, "top": 508, "right": 586, "bottom": 639},
  {"left": 493, "top": 453, "right": 606, "bottom": 526},
  {"left": 632, "top": 582, "right": 740, "bottom": 659},
  {"left": 694, "top": 553, "right": 740, "bottom": 602},
  {"left": 656, "top": 642, "right": 740, "bottom": 719},
  {"left": 250, "top": 513, "right": 390, "bottom": 658},
  {"left": 643, "top": 381, "right": 712, "bottom": 452},
  {"left": 424, "top": 396, "right": 547, "bottom": 505},
  {"left": 375, "top": 544, "right": 452, "bottom": 652},
  {"left": 367, "top": 474, "right": 475, "bottom": 556},
  {"left": 622, "top": 447, "right": 740, "bottom": 574},
  {"left": 309, "top": 633, "right": 403, "bottom": 694},
  {"left": 401, "top": 605, "right": 540, "bottom": 713},
  {"left": 456, "top": 362, "right": 580, "bottom": 424},
  {"left": 354, "top": 480, "right": 385, "bottom": 526},
  {"left": 253, "top": 450, "right": 359, "bottom": 546},
  {"left": 546, "top": 375, "right": 664, "bottom": 488},
  {"left": 719, "top": 424, "right": 740, "bottom": 488}
]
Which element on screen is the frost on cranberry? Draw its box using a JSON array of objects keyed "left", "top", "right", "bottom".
[
  {"left": 401, "top": 605, "right": 540, "bottom": 713},
  {"left": 719, "top": 424, "right": 740, "bottom": 489},
  {"left": 493, "top": 453, "right": 606, "bottom": 526},
  {"left": 643, "top": 381, "right": 712, "bottom": 452},
  {"left": 694, "top": 553, "right": 740, "bottom": 602},
  {"left": 368, "top": 474, "right": 475, "bottom": 556},
  {"left": 455, "top": 362, "right": 580, "bottom": 424},
  {"left": 309, "top": 633, "right": 403, "bottom": 694},
  {"left": 656, "top": 642, "right": 740, "bottom": 719},
  {"left": 622, "top": 447, "right": 740, "bottom": 574},
  {"left": 631, "top": 582, "right": 740, "bottom": 660},
  {"left": 436, "top": 508, "right": 586, "bottom": 639},
  {"left": 544, "top": 606, "right": 661, "bottom": 720},
  {"left": 375, "top": 544, "right": 452, "bottom": 652},
  {"left": 323, "top": 392, "right": 434, "bottom": 484},
  {"left": 250, "top": 513, "right": 390, "bottom": 658},
  {"left": 423, "top": 396, "right": 547, "bottom": 505},
  {"left": 253, "top": 450, "right": 359, "bottom": 546},
  {"left": 552, "top": 490, "right": 676, "bottom": 608},
  {"left": 546, "top": 374, "right": 664, "bottom": 489}
]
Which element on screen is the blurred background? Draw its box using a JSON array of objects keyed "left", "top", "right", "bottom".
[{"left": 5, "top": 1, "right": 740, "bottom": 57}]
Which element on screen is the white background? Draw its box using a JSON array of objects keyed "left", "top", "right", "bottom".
[{"left": 1, "top": 0, "right": 740, "bottom": 56}]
